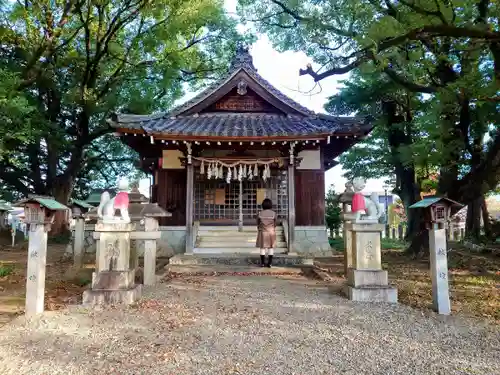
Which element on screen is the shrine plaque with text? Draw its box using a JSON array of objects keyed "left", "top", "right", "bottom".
[{"left": 214, "top": 95, "right": 268, "bottom": 112}]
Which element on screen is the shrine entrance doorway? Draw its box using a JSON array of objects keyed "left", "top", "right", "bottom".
[{"left": 193, "top": 167, "right": 288, "bottom": 226}]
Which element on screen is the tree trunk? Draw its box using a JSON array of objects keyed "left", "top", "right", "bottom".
[
  {"left": 382, "top": 100, "right": 425, "bottom": 255},
  {"left": 465, "top": 195, "right": 483, "bottom": 240},
  {"left": 482, "top": 198, "right": 491, "bottom": 238},
  {"left": 49, "top": 176, "right": 74, "bottom": 236}
]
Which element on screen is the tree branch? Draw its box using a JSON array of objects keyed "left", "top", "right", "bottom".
[{"left": 299, "top": 25, "right": 500, "bottom": 82}]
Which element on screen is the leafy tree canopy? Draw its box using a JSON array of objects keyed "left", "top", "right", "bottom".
[{"left": 0, "top": 0, "right": 248, "bottom": 204}]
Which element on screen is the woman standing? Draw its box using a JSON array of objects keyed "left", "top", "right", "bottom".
[{"left": 256, "top": 198, "right": 276, "bottom": 267}]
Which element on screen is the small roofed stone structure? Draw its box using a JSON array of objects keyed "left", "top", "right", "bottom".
[
  {"left": 69, "top": 199, "right": 95, "bottom": 217},
  {"left": 15, "top": 195, "right": 69, "bottom": 315},
  {"left": 0, "top": 200, "right": 12, "bottom": 230},
  {"left": 108, "top": 45, "right": 373, "bottom": 256},
  {"left": 84, "top": 186, "right": 171, "bottom": 288},
  {"left": 410, "top": 196, "right": 464, "bottom": 315}
]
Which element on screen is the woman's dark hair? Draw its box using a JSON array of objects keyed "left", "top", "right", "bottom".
[{"left": 261, "top": 198, "right": 273, "bottom": 210}]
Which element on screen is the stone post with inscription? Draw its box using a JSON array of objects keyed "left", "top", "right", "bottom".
[
  {"left": 409, "top": 197, "right": 463, "bottom": 315},
  {"left": 143, "top": 217, "right": 160, "bottom": 286},
  {"left": 15, "top": 196, "right": 69, "bottom": 316},
  {"left": 344, "top": 222, "right": 398, "bottom": 303},
  {"left": 73, "top": 211, "right": 86, "bottom": 268},
  {"left": 25, "top": 223, "right": 49, "bottom": 315},
  {"left": 429, "top": 228, "right": 450, "bottom": 314}
]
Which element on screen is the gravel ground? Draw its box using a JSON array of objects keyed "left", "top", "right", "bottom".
[{"left": 0, "top": 274, "right": 499, "bottom": 375}]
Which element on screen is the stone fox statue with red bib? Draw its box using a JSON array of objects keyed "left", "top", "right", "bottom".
[{"left": 97, "top": 178, "right": 131, "bottom": 223}]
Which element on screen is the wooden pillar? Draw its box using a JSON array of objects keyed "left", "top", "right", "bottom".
[
  {"left": 287, "top": 164, "right": 295, "bottom": 253},
  {"left": 238, "top": 180, "right": 243, "bottom": 231},
  {"left": 185, "top": 164, "right": 194, "bottom": 254}
]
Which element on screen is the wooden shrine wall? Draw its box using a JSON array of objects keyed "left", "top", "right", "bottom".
[
  {"left": 155, "top": 169, "right": 187, "bottom": 226},
  {"left": 295, "top": 170, "right": 325, "bottom": 226}
]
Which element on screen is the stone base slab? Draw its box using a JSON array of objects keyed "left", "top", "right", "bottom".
[
  {"left": 347, "top": 268, "right": 388, "bottom": 288},
  {"left": 169, "top": 254, "right": 313, "bottom": 267},
  {"left": 83, "top": 284, "right": 142, "bottom": 305},
  {"left": 91, "top": 270, "right": 135, "bottom": 290},
  {"left": 343, "top": 285, "right": 398, "bottom": 303}
]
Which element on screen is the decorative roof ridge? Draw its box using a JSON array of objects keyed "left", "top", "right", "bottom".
[
  {"left": 112, "top": 112, "right": 167, "bottom": 124},
  {"left": 183, "top": 112, "right": 290, "bottom": 117},
  {"left": 161, "top": 46, "right": 316, "bottom": 117}
]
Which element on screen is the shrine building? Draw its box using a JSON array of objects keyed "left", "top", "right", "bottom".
[{"left": 109, "top": 46, "right": 371, "bottom": 256}]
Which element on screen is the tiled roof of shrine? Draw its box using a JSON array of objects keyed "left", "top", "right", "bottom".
[
  {"left": 110, "top": 45, "right": 371, "bottom": 139},
  {"left": 112, "top": 112, "right": 369, "bottom": 138}
]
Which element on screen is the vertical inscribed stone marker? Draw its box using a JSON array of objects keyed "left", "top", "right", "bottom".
[
  {"left": 410, "top": 197, "right": 463, "bottom": 315},
  {"left": 143, "top": 217, "right": 160, "bottom": 286},
  {"left": 429, "top": 228, "right": 450, "bottom": 314},
  {"left": 15, "top": 196, "right": 69, "bottom": 316}
]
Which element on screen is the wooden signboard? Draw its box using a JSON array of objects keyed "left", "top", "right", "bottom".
[
  {"left": 256, "top": 188, "right": 266, "bottom": 204},
  {"left": 161, "top": 150, "right": 183, "bottom": 169},
  {"left": 215, "top": 189, "right": 225, "bottom": 205}
]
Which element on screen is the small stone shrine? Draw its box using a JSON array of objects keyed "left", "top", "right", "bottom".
[
  {"left": 83, "top": 180, "right": 170, "bottom": 304},
  {"left": 83, "top": 179, "right": 141, "bottom": 305},
  {"left": 340, "top": 177, "right": 397, "bottom": 303},
  {"left": 410, "top": 196, "right": 463, "bottom": 315}
]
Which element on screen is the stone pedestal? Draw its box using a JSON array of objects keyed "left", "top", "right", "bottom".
[
  {"left": 25, "top": 224, "right": 48, "bottom": 316},
  {"left": 83, "top": 222, "right": 141, "bottom": 305},
  {"left": 429, "top": 229, "right": 450, "bottom": 315},
  {"left": 343, "top": 222, "right": 397, "bottom": 303}
]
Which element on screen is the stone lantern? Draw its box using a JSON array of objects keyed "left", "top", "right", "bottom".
[
  {"left": 68, "top": 199, "right": 95, "bottom": 268},
  {"left": 410, "top": 196, "right": 464, "bottom": 314},
  {"left": 15, "top": 195, "right": 69, "bottom": 316}
]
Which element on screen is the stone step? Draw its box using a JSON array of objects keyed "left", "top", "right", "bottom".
[
  {"left": 193, "top": 247, "right": 288, "bottom": 254},
  {"left": 196, "top": 226, "right": 283, "bottom": 232},
  {"left": 196, "top": 240, "right": 287, "bottom": 248},
  {"left": 197, "top": 230, "right": 284, "bottom": 237},
  {"left": 165, "top": 264, "right": 306, "bottom": 275},
  {"left": 169, "top": 254, "right": 313, "bottom": 267}
]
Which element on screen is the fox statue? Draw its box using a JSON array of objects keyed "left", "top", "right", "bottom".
[
  {"left": 350, "top": 177, "right": 384, "bottom": 222},
  {"left": 97, "top": 178, "right": 130, "bottom": 223}
]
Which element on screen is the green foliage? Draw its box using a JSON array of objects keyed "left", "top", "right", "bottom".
[
  {"left": 0, "top": 264, "right": 14, "bottom": 277},
  {"left": 237, "top": 0, "right": 500, "bottom": 245},
  {"left": 0, "top": 0, "right": 247, "bottom": 203},
  {"left": 381, "top": 238, "right": 406, "bottom": 250},
  {"left": 325, "top": 184, "right": 342, "bottom": 236},
  {"left": 328, "top": 237, "right": 344, "bottom": 251}
]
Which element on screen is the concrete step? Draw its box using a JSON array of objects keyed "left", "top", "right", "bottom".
[
  {"left": 196, "top": 241, "right": 287, "bottom": 248},
  {"left": 193, "top": 247, "right": 288, "bottom": 254},
  {"left": 169, "top": 254, "right": 313, "bottom": 267}
]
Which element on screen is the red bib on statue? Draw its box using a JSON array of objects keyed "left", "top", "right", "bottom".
[
  {"left": 114, "top": 192, "right": 129, "bottom": 209},
  {"left": 352, "top": 192, "right": 366, "bottom": 212}
]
